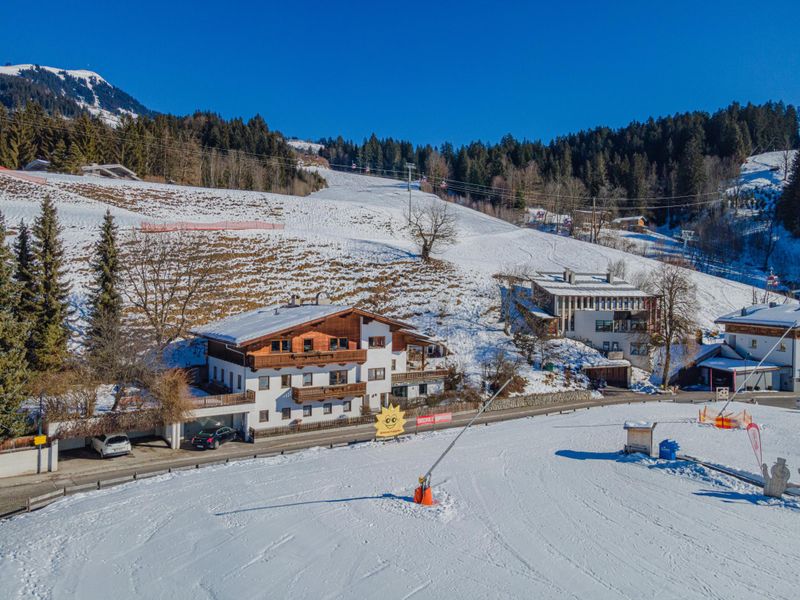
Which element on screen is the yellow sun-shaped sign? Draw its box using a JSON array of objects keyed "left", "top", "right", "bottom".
[{"left": 374, "top": 404, "right": 406, "bottom": 438}]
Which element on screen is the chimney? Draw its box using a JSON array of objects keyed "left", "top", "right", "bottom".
[
  {"left": 288, "top": 294, "right": 298, "bottom": 307},
  {"left": 769, "top": 301, "right": 777, "bottom": 308},
  {"left": 563, "top": 269, "right": 570, "bottom": 282},
  {"left": 569, "top": 271, "right": 576, "bottom": 285},
  {"left": 741, "top": 307, "right": 747, "bottom": 316},
  {"left": 606, "top": 271, "right": 614, "bottom": 284}
]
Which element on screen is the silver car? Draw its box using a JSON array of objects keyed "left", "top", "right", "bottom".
[{"left": 90, "top": 433, "right": 132, "bottom": 458}]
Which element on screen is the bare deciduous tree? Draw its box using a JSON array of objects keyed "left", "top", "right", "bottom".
[
  {"left": 646, "top": 263, "right": 698, "bottom": 389},
  {"left": 122, "top": 231, "right": 213, "bottom": 354},
  {"left": 406, "top": 201, "right": 458, "bottom": 262}
]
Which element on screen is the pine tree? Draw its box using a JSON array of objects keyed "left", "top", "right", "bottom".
[
  {"left": 13, "top": 221, "right": 37, "bottom": 324},
  {"left": 777, "top": 153, "right": 800, "bottom": 235},
  {"left": 30, "top": 196, "right": 71, "bottom": 371},
  {"left": 0, "top": 211, "right": 29, "bottom": 437},
  {"left": 86, "top": 210, "right": 122, "bottom": 375}
]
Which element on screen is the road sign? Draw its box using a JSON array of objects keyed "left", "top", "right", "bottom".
[
  {"left": 374, "top": 405, "right": 406, "bottom": 438},
  {"left": 716, "top": 387, "right": 729, "bottom": 401},
  {"left": 34, "top": 435, "right": 47, "bottom": 446}
]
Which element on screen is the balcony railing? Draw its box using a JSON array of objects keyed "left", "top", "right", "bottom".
[
  {"left": 190, "top": 389, "right": 256, "bottom": 409},
  {"left": 391, "top": 369, "right": 449, "bottom": 384},
  {"left": 292, "top": 382, "right": 367, "bottom": 403},
  {"left": 249, "top": 349, "right": 368, "bottom": 370}
]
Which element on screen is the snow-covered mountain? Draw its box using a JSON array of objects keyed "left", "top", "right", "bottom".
[{"left": 0, "top": 64, "right": 154, "bottom": 126}]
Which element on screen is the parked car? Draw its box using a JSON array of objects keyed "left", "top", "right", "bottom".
[
  {"left": 91, "top": 433, "right": 132, "bottom": 458},
  {"left": 191, "top": 426, "right": 239, "bottom": 450}
]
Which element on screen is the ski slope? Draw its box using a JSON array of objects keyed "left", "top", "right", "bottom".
[
  {"left": 0, "top": 167, "right": 763, "bottom": 385},
  {"left": 0, "top": 401, "right": 797, "bottom": 600}
]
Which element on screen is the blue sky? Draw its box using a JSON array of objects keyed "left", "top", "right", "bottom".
[{"left": 3, "top": 0, "right": 799, "bottom": 146}]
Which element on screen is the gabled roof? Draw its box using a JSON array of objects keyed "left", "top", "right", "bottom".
[
  {"left": 191, "top": 303, "right": 412, "bottom": 347},
  {"left": 716, "top": 303, "right": 800, "bottom": 328},
  {"left": 697, "top": 357, "right": 781, "bottom": 373}
]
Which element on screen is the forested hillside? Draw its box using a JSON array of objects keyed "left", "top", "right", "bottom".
[
  {"left": 320, "top": 102, "right": 799, "bottom": 225},
  {"left": 0, "top": 102, "right": 325, "bottom": 195}
]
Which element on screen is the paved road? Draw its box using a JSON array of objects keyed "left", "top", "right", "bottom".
[{"left": 1, "top": 389, "right": 797, "bottom": 517}]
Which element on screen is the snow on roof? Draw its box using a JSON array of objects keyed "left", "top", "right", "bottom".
[
  {"left": 532, "top": 271, "right": 651, "bottom": 298},
  {"left": 697, "top": 357, "right": 781, "bottom": 373},
  {"left": 716, "top": 303, "right": 800, "bottom": 328},
  {"left": 612, "top": 215, "right": 647, "bottom": 223},
  {"left": 623, "top": 421, "right": 656, "bottom": 430},
  {"left": 191, "top": 303, "right": 353, "bottom": 346}
]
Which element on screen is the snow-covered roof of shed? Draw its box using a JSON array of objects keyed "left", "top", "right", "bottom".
[
  {"left": 532, "top": 272, "right": 651, "bottom": 298},
  {"left": 697, "top": 357, "right": 781, "bottom": 373},
  {"left": 623, "top": 421, "right": 656, "bottom": 430},
  {"left": 192, "top": 303, "right": 353, "bottom": 345},
  {"left": 716, "top": 303, "right": 800, "bottom": 328}
]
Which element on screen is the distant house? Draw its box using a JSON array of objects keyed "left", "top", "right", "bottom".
[
  {"left": 23, "top": 158, "right": 51, "bottom": 172},
  {"left": 81, "top": 163, "right": 140, "bottom": 181},
  {"left": 611, "top": 215, "right": 649, "bottom": 232},
  {"left": 529, "top": 270, "right": 657, "bottom": 370},
  {"left": 703, "top": 302, "right": 800, "bottom": 392}
]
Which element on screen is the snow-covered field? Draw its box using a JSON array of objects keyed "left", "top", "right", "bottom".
[
  {"left": 0, "top": 167, "right": 763, "bottom": 386},
  {"left": 1, "top": 401, "right": 797, "bottom": 600}
]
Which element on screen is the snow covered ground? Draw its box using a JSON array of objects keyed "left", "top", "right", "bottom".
[
  {"left": 1, "top": 401, "right": 797, "bottom": 599},
  {"left": 0, "top": 167, "right": 764, "bottom": 387}
]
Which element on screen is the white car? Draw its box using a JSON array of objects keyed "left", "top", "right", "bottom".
[{"left": 90, "top": 433, "right": 132, "bottom": 458}]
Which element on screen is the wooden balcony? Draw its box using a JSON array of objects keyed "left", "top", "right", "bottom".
[
  {"left": 190, "top": 389, "right": 256, "bottom": 409},
  {"left": 249, "top": 349, "right": 368, "bottom": 370},
  {"left": 391, "top": 369, "right": 449, "bottom": 384},
  {"left": 292, "top": 382, "right": 367, "bottom": 403}
]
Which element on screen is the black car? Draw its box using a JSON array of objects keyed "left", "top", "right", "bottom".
[{"left": 191, "top": 426, "right": 239, "bottom": 450}]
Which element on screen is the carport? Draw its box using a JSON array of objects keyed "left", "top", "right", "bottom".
[{"left": 583, "top": 361, "right": 632, "bottom": 388}]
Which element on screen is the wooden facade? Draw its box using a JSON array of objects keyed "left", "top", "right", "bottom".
[
  {"left": 292, "top": 382, "right": 367, "bottom": 403},
  {"left": 722, "top": 323, "right": 800, "bottom": 338}
]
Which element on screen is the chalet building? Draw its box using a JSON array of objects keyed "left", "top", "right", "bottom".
[
  {"left": 699, "top": 303, "right": 800, "bottom": 392},
  {"left": 529, "top": 270, "right": 657, "bottom": 370},
  {"left": 187, "top": 297, "right": 447, "bottom": 440},
  {"left": 610, "top": 215, "right": 649, "bottom": 232}
]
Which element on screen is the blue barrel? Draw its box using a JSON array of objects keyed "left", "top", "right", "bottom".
[{"left": 659, "top": 439, "right": 679, "bottom": 460}]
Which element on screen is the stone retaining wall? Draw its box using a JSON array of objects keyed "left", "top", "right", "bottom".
[{"left": 487, "top": 390, "right": 592, "bottom": 412}]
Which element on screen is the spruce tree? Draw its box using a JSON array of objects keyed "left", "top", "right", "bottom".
[
  {"left": 0, "top": 211, "right": 29, "bottom": 437},
  {"left": 13, "top": 221, "right": 37, "bottom": 326},
  {"left": 30, "top": 196, "right": 70, "bottom": 371},
  {"left": 86, "top": 210, "right": 122, "bottom": 375},
  {"left": 777, "top": 153, "right": 800, "bottom": 235}
]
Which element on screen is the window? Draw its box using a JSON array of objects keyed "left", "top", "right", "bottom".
[
  {"left": 595, "top": 320, "right": 613, "bottom": 332},
  {"left": 271, "top": 339, "right": 291, "bottom": 353},
  {"left": 380, "top": 392, "right": 388, "bottom": 405},
  {"left": 611, "top": 342, "right": 620, "bottom": 351},
  {"left": 281, "top": 374, "right": 292, "bottom": 388},
  {"left": 750, "top": 339, "right": 758, "bottom": 349},
  {"left": 323, "top": 403, "right": 332, "bottom": 414},
  {"left": 303, "top": 405, "right": 312, "bottom": 417},
  {"left": 329, "top": 337, "right": 348, "bottom": 351},
  {"left": 259, "top": 410, "right": 269, "bottom": 423},
  {"left": 281, "top": 407, "right": 291, "bottom": 420},
  {"left": 303, "top": 338, "right": 314, "bottom": 352},
  {"left": 368, "top": 368, "right": 385, "bottom": 381},
  {"left": 302, "top": 372, "right": 313, "bottom": 387},
  {"left": 391, "top": 359, "right": 397, "bottom": 371},
  {"left": 630, "top": 320, "right": 648, "bottom": 332},
  {"left": 258, "top": 376, "right": 270, "bottom": 390},
  {"left": 419, "top": 383, "right": 428, "bottom": 396},
  {"left": 237, "top": 374, "right": 242, "bottom": 390},
  {"left": 229, "top": 372, "right": 233, "bottom": 389},
  {"left": 221, "top": 368, "right": 225, "bottom": 383},
  {"left": 602, "top": 341, "right": 610, "bottom": 352},
  {"left": 213, "top": 365, "right": 217, "bottom": 380},
  {"left": 391, "top": 386, "right": 407, "bottom": 398},
  {"left": 368, "top": 336, "right": 386, "bottom": 349},
  {"left": 343, "top": 400, "right": 351, "bottom": 413},
  {"left": 613, "top": 320, "right": 628, "bottom": 332},
  {"left": 330, "top": 370, "right": 348, "bottom": 385},
  {"left": 630, "top": 342, "right": 648, "bottom": 356}
]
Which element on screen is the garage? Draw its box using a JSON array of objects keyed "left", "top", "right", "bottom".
[{"left": 583, "top": 363, "right": 632, "bottom": 388}]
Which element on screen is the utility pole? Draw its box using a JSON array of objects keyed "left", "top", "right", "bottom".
[{"left": 406, "top": 162, "right": 416, "bottom": 220}]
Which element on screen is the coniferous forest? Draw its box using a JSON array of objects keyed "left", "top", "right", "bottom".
[
  {"left": 320, "top": 101, "right": 799, "bottom": 226},
  {"left": 0, "top": 101, "right": 325, "bottom": 195}
]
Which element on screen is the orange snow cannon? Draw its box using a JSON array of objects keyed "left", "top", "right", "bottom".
[{"left": 414, "top": 476, "right": 434, "bottom": 505}]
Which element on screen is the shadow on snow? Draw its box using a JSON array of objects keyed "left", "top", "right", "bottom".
[{"left": 215, "top": 492, "right": 415, "bottom": 516}]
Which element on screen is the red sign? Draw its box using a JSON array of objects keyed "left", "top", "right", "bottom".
[
  {"left": 416, "top": 413, "right": 452, "bottom": 427},
  {"left": 746, "top": 423, "right": 762, "bottom": 470}
]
